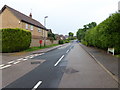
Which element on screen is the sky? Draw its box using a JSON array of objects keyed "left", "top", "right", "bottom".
[{"left": 0, "top": 0, "right": 119, "bottom": 35}]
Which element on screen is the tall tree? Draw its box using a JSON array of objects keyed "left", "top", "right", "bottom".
[{"left": 69, "top": 32, "right": 74, "bottom": 37}]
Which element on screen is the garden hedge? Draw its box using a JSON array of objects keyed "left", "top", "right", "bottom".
[
  {"left": 84, "top": 13, "right": 120, "bottom": 54},
  {"left": 1, "top": 28, "right": 31, "bottom": 52}
]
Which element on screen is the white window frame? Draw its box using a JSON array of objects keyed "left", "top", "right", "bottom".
[
  {"left": 38, "top": 28, "right": 41, "bottom": 32},
  {"left": 26, "top": 24, "right": 28, "bottom": 29},
  {"left": 30, "top": 25, "right": 33, "bottom": 30}
]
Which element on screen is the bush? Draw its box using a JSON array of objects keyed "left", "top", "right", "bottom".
[
  {"left": 84, "top": 13, "right": 120, "bottom": 54},
  {"left": 1, "top": 28, "right": 31, "bottom": 53},
  {"left": 59, "top": 40, "right": 64, "bottom": 44},
  {"left": 64, "top": 39, "right": 70, "bottom": 43}
]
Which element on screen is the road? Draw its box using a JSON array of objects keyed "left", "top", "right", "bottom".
[{"left": 2, "top": 41, "right": 118, "bottom": 89}]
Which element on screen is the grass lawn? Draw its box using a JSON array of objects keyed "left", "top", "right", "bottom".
[{"left": 24, "top": 44, "right": 59, "bottom": 52}]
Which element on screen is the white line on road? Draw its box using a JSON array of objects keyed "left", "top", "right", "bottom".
[
  {"left": 0, "top": 65, "right": 11, "bottom": 69},
  {"left": 8, "top": 60, "right": 16, "bottom": 64},
  {"left": 66, "top": 50, "right": 69, "bottom": 53},
  {"left": 0, "top": 64, "right": 5, "bottom": 67},
  {"left": 17, "top": 58, "right": 23, "bottom": 61},
  {"left": 13, "top": 61, "right": 21, "bottom": 64},
  {"left": 22, "top": 58, "right": 28, "bottom": 61},
  {"left": 32, "top": 81, "right": 42, "bottom": 90},
  {"left": 54, "top": 55, "right": 65, "bottom": 67}
]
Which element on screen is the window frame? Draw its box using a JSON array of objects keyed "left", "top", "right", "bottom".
[
  {"left": 30, "top": 25, "right": 33, "bottom": 30},
  {"left": 26, "top": 24, "right": 28, "bottom": 29}
]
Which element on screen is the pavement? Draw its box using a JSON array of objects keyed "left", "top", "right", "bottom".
[
  {"left": 59, "top": 42, "right": 118, "bottom": 88},
  {"left": 79, "top": 43, "right": 119, "bottom": 83}
]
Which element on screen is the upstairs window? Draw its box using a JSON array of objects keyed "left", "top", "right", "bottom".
[
  {"left": 38, "top": 28, "right": 41, "bottom": 32},
  {"left": 30, "top": 25, "right": 33, "bottom": 30},
  {"left": 26, "top": 24, "right": 28, "bottom": 29}
]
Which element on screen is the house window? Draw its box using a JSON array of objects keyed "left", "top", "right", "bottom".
[
  {"left": 38, "top": 28, "right": 41, "bottom": 32},
  {"left": 30, "top": 25, "right": 33, "bottom": 30},
  {"left": 26, "top": 24, "right": 28, "bottom": 29}
]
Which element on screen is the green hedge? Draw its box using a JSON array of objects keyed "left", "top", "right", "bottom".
[
  {"left": 59, "top": 40, "right": 64, "bottom": 44},
  {"left": 84, "top": 13, "right": 120, "bottom": 54},
  {"left": 1, "top": 28, "right": 31, "bottom": 53}
]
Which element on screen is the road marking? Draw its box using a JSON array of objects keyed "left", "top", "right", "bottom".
[
  {"left": 24, "top": 56, "right": 30, "bottom": 59},
  {"left": 54, "top": 55, "right": 65, "bottom": 67},
  {"left": 66, "top": 50, "right": 69, "bottom": 53},
  {"left": 0, "top": 64, "right": 5, "bottom": 67},
  {"left": 32, "top": 81, "right": 42, "bottom": 90},
  {"left": 0, "top": 65, "right": 11, "bottom": 69},
  {"left": 13, "top": 61, "right": 21, "bottom": 64},
  {"left": 29, "top": 56, "right": 34, "bottom": 59},
  {"left": 17, "top": 58, "right": 23, "bottom": 61},
  {"left": 8, "top": 61, "right": 15, "bottom": 64},
  {"left": 22, "top": 58, "right": 28, "bottom": 61}
]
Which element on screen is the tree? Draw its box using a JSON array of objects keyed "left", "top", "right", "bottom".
[
  {"left": 69, "top": 32, "right": 74, "bottom": 37},
  {"left": 76, "top": 22, "right": 97, "bottom": 41}
]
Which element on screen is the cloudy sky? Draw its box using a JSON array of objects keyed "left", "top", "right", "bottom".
[{"left": 0, "top": 0, "right": 119, "bottom": 35}]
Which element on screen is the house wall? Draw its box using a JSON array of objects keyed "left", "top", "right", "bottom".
[
  {"left": 0, "top": 7, "right": 49, "bottom": 47},
  {"left": 0, "top": 8, "right": 21, "bottom": 29},
  {"left": 30, "top": 39, "right": 58, "bottom": 47},
  {"left": 0, "top": 8, "right": 48, "bottom": 39}
]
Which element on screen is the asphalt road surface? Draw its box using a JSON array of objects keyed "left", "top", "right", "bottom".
[{"left": 2, "top": 41, "right": 118, "bottom": 89}]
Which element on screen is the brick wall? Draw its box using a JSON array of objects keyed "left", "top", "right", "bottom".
[{"left": 30, "top": 39, "right": 58, "bottom": 47}]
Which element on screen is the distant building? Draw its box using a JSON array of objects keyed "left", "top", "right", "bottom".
[
  {"left": 59, "top": 35, "right": 65, "bottom": 40},
  {"left": 55, "top": 34, "right": 60, "bottom": 40},
  {"left": 65, "top": 35, "right": 69, "bottom": 39}
]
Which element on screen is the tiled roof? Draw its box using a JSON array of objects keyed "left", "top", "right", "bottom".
[{"left": 0, "top": 5, "right": 48, "bottom": 30}]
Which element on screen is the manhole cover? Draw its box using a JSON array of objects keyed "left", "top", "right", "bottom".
[{"left": 64, "top": 67, "right": 79, "bottom": 74}]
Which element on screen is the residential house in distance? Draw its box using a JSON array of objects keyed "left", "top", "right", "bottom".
[{"left": 0, "top": 5, "right": 48, "bottom": 47}]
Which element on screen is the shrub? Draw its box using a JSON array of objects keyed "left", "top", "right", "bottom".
[
  {"left": 59, "top": 40, "right": 64, "bottom": 44},
  {"left": 1, "top": 28, "right": 31, "bottom": 53},
  {"left": 83, "top": 13, "right": 120, "bottom": 54}
]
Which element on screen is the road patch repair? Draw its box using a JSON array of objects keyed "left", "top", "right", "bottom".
[{"left": 31, "top": 60, "right": 46, "bottom": 65}]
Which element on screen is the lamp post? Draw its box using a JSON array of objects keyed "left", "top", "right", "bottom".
[{"left": 44, "top": 16, "right": 48, "bottom": 46}]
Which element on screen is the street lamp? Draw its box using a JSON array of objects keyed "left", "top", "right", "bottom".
[{"left": 44, "top": 16, "right": 48, "bottom": 46}]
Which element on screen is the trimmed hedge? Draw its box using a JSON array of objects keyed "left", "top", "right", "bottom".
[
  {"left": 1, "top": 28, "right": 31, "bottom": 53},
  {"left": 84, "top": 13, "right": 120, "bottom": 54},
  {"left": 59, "top": 40, "right": 64, "bottom": 44}
]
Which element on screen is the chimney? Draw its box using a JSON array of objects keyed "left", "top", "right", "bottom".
[{"left": 29, "top": 13, "right": 32, "bottom": 18}]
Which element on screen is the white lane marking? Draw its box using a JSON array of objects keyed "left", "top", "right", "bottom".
[
  {"left": 0, "top": 65, "right": 11, "bottom": 69},
  {"left": 17, "top": 58, "right": 23, "bottom": 61},
  {"left": 8, "top": 61, "right": 16, "bottom": 64},
  {"left": 66, "top": 50, "right": 69, "bottom": 53},
  {"left": 29, "top": 56, "right": 34, "bottom": 59},
  {"left": 0, "top": 64, "right": 5, "bottom": 67},
  {"left": 24, "top": 56, "right": 30, "bottom": 59},
  {"left": 34, "top": 54, "right": 39, "bottom": 56},
  {"left": 32, "top": 81, "right": 42, "bottom": 90},
  {"left": 22, "top": 58, "right": 28, "bottom": 61},
  {"left": 13, "top": 61, "right": 21, "bottom": 64},
  {"left": 54, "top": 55, "right": 65, "bottom": 67}
]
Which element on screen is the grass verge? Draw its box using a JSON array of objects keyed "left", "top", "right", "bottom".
[
  {"left": 115, "top": 55, "right": 120, "bottom": 58},
  {"left": 24, "top": 44, "right": 59, "bottom": 52}
]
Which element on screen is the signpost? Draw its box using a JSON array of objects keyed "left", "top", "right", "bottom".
[
  {"left": 39, "top": 40, "right": 42, "bottom": 48},
  {"left": 107, "top": 48, "right": 115, "bottom": 55}
]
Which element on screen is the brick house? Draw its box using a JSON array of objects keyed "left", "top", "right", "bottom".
[{"left": 0, "top": 5, "right": 48, "bottom": 46}]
